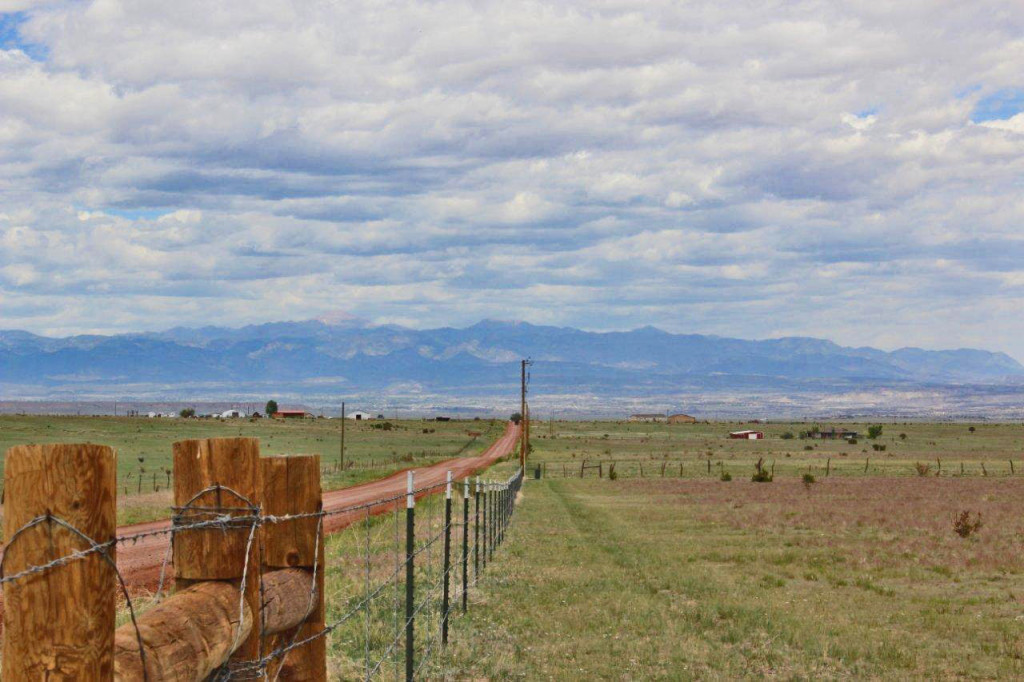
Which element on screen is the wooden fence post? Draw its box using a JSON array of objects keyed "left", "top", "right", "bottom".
[
  {"left": 3, "top": 444, "right": 117, "bottom": 680},
  {"left": 261, "top": 454, "right": 327, "bottom": 681},
  {"left": 173, "top": 438, "right": 263, "bottom": 669}
]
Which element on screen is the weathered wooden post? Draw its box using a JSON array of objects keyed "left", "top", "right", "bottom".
[
  {"left": 114, "top": 443, "right": 320, "bottom": 680},
  {"left": 173, "top": 438, "right": 262, "bottom": 673},
  {"left": 261, "top": 454, "right": 327, "bottom": 680},
  {"left": 3, "top": 444, "right": 117, "bottom": 681}
]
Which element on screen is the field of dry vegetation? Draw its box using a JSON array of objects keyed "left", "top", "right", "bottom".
[{"left": 442, "top": 420, "right": 1024, "bottom": 678}]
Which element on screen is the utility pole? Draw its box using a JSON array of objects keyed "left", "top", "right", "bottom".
[
  {"left": 520, "top": 359, "right": 532, "bottom": 473},
  {"left": 340, "top": 401, "right": 346, "bottom": 471}
]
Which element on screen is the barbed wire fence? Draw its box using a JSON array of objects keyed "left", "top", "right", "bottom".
[
  {"left": 0, "top": 440, "right": 523, "bottom": 681},
  {"left": 534, "top": 456, "right": 1021, "bottom": 480}
]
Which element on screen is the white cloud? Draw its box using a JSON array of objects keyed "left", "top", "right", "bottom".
[{"left": 0, "top": 1, "right": 1022, "bottom": 357}]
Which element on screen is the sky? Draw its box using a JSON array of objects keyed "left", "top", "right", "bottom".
[{"left": 0, "top": 1, "right": 1023, "bottom": 357}]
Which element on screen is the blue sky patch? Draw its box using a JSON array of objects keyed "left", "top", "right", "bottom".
[
  {"left": 971, "top": 88, "right": 1024, "bottom": 122},
  {"left": 0, "top": 12, "right": 48, "bottom": 61},
  {"left": 104, "top": 208, "right": 176, "bottom": 221}
]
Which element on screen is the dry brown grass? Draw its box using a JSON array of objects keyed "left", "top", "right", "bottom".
[{"left": 639, "top": 476, "right": 1024, "bottom": 573}]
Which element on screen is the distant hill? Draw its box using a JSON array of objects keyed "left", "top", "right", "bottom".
[{"left": 2, "top": 320, "right": 1022, "bottom": 406}]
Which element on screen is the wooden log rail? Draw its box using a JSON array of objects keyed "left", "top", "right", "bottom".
[
  {"left": 2, "top": 440, "right": 327, "bottom": 682},
  {"left": 112, "top": 568, "right": 316, "bottom": 679}
]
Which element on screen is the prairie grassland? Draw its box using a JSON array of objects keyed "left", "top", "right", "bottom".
[
  {"left": 529, "top": 420, "right": 1024, "bottom": 480},
  {"left": 444, "top": 476, "right": 1024, "bottom": 679},
  {"left": 0, "top": 415, "right": 503, "bottom": 525}
]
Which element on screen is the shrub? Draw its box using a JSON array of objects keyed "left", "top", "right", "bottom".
[
  {"left": 914, "top": 462, "right": 931, "bottom": 476},
  {"left": 899, "top": 433, "right": 907, "bottom": 440},
  {"left": 804, "top": 445, "right": 814, "bottom": 451},
  {"left": 751, "top": 458, "right": 773, "bottom": 483},
  {"left": 867, "top": 424, "right": 884, "bottom": 439},
  {"left": 952, "top": 510, "right": 982, "bottom": 538},
  {"left": 802, "top": 473, "right": 816, "bottom": 488},
  {"left": 720, "top": 470, "right": 732, "bottom": 482},
  {"left": 847, "top": 438, "right": 858, "bottom": 445},
  {"left": 872, "top": 444, "right": 886, "bottom": 452},
  {"left": 608, "top": 464, "right": 618, "bottom": 481},
  {"left": 968, "top": 426, "right": 976, "bottom": 433},
  {"left": 780, "top": 431, "right": 795, "bottom": 440},
  {"left": 179, "top": 407, "right": 196, "bottom": 418}
]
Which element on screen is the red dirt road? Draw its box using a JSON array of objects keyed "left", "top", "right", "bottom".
[{"left": 114, "top": 421, "right": 520, "bottom": 592}]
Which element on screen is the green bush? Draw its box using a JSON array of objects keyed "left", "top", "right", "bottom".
[
  {"left": 720, "top": 470, "right": 732, "bottom": 482},
  {"left": 780, "top": 431, "right": 795, "bottom": 440},
  {"left": 867, "top": 424, "right": 884, "bottom": 439}
]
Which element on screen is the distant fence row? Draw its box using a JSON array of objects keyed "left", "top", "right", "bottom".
[
  {"left": 1, "top": 439, "right": 523, "bottom": 680},
  {"left": 535, "top": 457, "right": 1024, "bottom": 479}
]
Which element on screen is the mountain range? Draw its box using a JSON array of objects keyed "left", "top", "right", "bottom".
[{"left": 2, "top": 320, "right": 1023, "bottom": 415}]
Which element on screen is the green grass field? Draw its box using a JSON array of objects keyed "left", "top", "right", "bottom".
[
  {"left": 0, "top": 415, "right": 504, "bottom": 525},
  {"left": 444, "top": 475, "right": 1024, "bottom": 679},
  {"left": 436, "top": 419, "right": 1024, "bottom": 679}
]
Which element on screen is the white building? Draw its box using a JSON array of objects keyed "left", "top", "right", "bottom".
[
  {"left": 220, "top": 409, "right": 246, "bottom": 418},
  {"left": 347, "top": 411, "right": 373, "bottom": 420}
]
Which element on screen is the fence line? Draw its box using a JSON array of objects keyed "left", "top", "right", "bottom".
[
  {"left": 1, "top": 439, "right": 524, "bottom": 681},
  {"left": 535, "top": 457, "right": 1022, "bottom": 480}
]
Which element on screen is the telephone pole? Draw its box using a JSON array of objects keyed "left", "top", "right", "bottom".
[
  {"left": 339, "top": 401, "right": 346, "bottom": 471},
  {"left": 520, "top": 359, "right": 532, "bottom": 473}
]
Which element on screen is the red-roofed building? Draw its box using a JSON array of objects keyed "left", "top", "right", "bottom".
[{"left": 274, "top": 409, "right": 312, "bottom": 419}]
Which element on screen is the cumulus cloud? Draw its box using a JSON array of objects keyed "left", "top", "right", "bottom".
[{"left": 0, "top": 1, "right": 1023, "bottom": 356}]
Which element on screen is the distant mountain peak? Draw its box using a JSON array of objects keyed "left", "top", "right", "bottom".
[
  {"left": 1, "top": 320, "right": 1021, "bottom": 405},
  {"left": 315, "top": 310, "right": 369, "bottom": 327}
]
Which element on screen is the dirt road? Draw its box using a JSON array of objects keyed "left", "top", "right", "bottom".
[{"left": 113, "top": 421, "right": 519, "bottom": 592}]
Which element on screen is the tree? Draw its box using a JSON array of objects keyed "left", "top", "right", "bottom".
[
  {"left": 266, "top": 400, "right": 279, "bottom": 416},
  {"left": 867, "top": 424, "right": 884, "bottom": 439},
  {"left": 180, "top": 407, "right": 196, "bottom": 418},
  {"left": 510, "top": 412, "right": 522, "bottom": 424},
  {"left": 968, "top": 426, "right": 976, "bottom": 434}
]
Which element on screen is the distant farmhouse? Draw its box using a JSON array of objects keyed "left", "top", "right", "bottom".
[
  {"left": 813, "top": 428, "right": 858, "bottom": 440},
  {"left": 629, "top": 413, "right": 666, "bottom": 423},
  {"left": 730, "top": 430, "right": 764, "bottom": 440},
  {"left": 220, "top": 409, "right": 246, "bottom": 419},
  {"left": 668, "top": 413, "right": 696, "bottom": 424},
  {"left": 347, "top": 411, "right": 373, "bottom": 420},
  {"left": 275, "top": 409, "right": 313, "bottom": 419}
]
